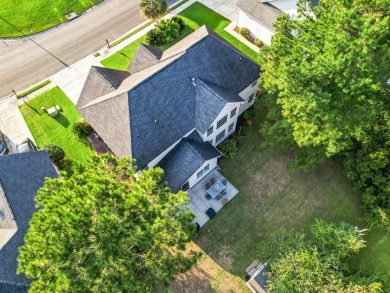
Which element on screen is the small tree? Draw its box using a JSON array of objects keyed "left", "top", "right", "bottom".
[
  {"left": 18, "top": 154, "right": 199, "bottom": 292},
  {"left": 218, "top": 139, "right": 238, "bottom": 159},
  {"left": 139, "top": 0, "right": 167, "bottom": 24},
  {"left": 72, "top": 118, "right": 92, "bottom": 138}
]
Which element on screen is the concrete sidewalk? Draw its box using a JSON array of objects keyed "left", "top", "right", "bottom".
[{"left": 0, "top": 0, "right": 241, "bottom": 151}]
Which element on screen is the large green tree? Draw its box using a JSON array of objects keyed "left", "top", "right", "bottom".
[
  {"left": 139, "top": 0, "right": 167, "bottom": 24},
  {"left": 259, "top": 0, "right": 390, "bottom": 215},
  {"left": 18, "top": 154, "right": 199, "bottom": 292},
  {"left": 264, "top": 220, "right": 383, "bottom": 292}
]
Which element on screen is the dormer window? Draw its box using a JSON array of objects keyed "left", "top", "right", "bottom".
[{"left": 207, "top": 126, "right": 214, "bottom": 136}]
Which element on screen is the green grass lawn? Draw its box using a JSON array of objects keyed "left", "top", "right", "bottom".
[
  {"left": 19, "top": 87, "right": 94, "bottom": 167},
  {"left": 101, "top": 2, "right": 258, "bottom": 70},
  {"left": 195, "top": 102, "right": 366, "bottom": 278},
  {"left": 0, "top": 0, "right": 102, "bottom": 37}
]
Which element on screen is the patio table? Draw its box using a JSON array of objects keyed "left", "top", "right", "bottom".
[{"left": 207, "top": 180, "right": 225, "bottom": 199}]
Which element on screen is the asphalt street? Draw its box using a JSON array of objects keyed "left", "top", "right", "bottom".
[{"left": 0, "top": 0, "right": 171, "bottom": 99}]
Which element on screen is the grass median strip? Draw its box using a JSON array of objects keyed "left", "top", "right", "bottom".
[{"left": 17, "top": 80, "right": 51, "bottom": 98}]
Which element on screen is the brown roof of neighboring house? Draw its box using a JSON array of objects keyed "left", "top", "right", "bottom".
[{"left": 237, "top": 0, "right": 283, "bottom": 32}]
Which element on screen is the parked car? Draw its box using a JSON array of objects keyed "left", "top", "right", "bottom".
[
  {"left": 17, "top": 138, "right": 38, "bottom": 153},
  {"left": 0, "top": 131, "right": 8, "bottom": 155}
]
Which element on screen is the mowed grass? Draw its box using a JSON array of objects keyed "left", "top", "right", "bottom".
[
  {"left": 195, "top": 103, "right": 365, "bottom": 277},
  {"left": 101, "top": 2, "right": 258, "bottom": 70},
  {"left": 19, "top": 87, "right": 94, "bottom": 165},
  {"left": 0, "top": 0, "right": 102, "bottom": 37}
]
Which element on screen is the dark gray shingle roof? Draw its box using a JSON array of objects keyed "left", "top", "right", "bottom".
[
  {"left": 195, "top": 78, "right": 245, "bottom": 133},
  {"left": 159, "top": 131, "right": 222, "bottom": 192},
  {"left": 0, "top": 151, "right": 58, "bottom": 290},
  {"left": 128, "top": 44, "right": 163, "bottom": 74},
  {"left": 237, "top": 0, "right": 282, "bottom": 32},
  {"left": 79, "top": 26, "right": 260, "bottom": 169},
  {"left": 77, "top": 66, "right": 130, "bottom": 108}
]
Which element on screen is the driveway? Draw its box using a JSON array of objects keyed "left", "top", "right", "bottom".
[{"left": 0, "top": 0, "right": 172, "bottom": 99}]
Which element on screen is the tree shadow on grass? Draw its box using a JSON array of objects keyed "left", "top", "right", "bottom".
[{"left": 53, "top": 113, "right": 69, "bottom": 128}]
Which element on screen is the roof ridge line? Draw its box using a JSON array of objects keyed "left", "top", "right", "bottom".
[{"left": 91, "top": 66, "right": 118, "bottom": 89}]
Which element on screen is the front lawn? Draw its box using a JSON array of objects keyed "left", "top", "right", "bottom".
[
  {"left": 101, "top": 2, "right": 258, "bottom": 70},
  {"left": 195, "top": 102, "right": 365, "bottom": 277},
  {"left": 19, "top": 87, "right": 94, "bottom": 166},
  {"left": 0, "top": 0, "right": 102, "bottom": 37}
]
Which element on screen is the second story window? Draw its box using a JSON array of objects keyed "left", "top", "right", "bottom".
[
  {"left": 197, "top": 169, "right": 204, "bottom": 179},
  {"left": 181, "top": 181, "right": 190, "bottom": 191},
  {"left": 230, "top": 107, "right": 237, "bottom": 118},
  {"left": 216, "top": 115, "right": 228, "bottom": 129},
  {"left": 207, "top": 125, "right": 214, "bottom": 136},
  {"left": 251, "top": 80, "right": 257, "bottom": 87},
  {"left": 204, "top": 164, "right": 209, "bottom": 173}
]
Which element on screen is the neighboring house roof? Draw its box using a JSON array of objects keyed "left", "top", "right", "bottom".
[
  {"left": 237, "top": 0, "right": 283, "bottom": 32},
  {"left": 128, "top": 44, "right": 163, "bottom": 74},
  {"left": 78, "top": 26, "right": 260, "bottom": 169},
  {"left": 0, "top": 151, "right": 58, "bottom": 292},
  {"left": 158, "top": 130, "right": 222, "bottom": 192},
  {"left": 237, "top": 0, "right": 319, "bottom": 32}
]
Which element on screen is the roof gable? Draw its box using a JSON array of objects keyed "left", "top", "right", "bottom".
[{"left": 128, "top": 44, "right": 163, "bottom": 74}]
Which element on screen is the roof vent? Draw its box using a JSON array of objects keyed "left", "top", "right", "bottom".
[
  {"left": 239, "top": 57, "right": 242, "bottom": 61},
  {"left": 155, "top": 120, "right": 157, "bottom": 123},
  {"left": 191, "top": 77, "right": 197, "bottom": 86}
]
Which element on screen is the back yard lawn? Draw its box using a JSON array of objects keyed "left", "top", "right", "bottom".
[
  {"left": 195, "top": 102, "right": 365, "bottom": 278},
  {"left": 101, "top": 2, "right": 258, "bottom": 70},
  {"left": 19, "top": 87, "right": 94, "bottom": 167},
  {"left": 0, "top": 0, "right": 102, "bottom": 37}
]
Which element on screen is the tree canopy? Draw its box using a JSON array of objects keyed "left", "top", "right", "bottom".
[
  {"left": 18, "top": 154, "right": 199, "bottom": 292},
  {"left": 258, "top": 0, "right": 390, "bottom": 217},
  {"left": 263, "top": 220, "right": 383, "bottom": 292},
  {"left": 139, "top": 0, "right": 168, "bottom": 23}
]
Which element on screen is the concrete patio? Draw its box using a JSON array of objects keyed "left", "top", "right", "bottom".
[{"left": 187, "top": 168, "right": 239, "bottom": 228}]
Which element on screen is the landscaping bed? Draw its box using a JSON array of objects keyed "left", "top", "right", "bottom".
[
  {"left": 19, "top": 87, "right": 94, "bottom": 168},
  {"left": 101, "top": 2, "right": 259, "bottom": 70}
]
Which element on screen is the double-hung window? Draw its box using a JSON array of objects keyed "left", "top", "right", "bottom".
[
  {"left": 230, "top": 108, "right": 237, "bottom": 118},
  {"left": 248, "top": 93, "right": 254, "bottom": 103},
  {"left": 251, "top": 80, "right": 257, "bottom": 87},
  {"left": 216, "top": 115, "right": 228, "bottom": 129},
  {"left": 228, "top": 122, "right": 234, "bottom": 132},
  {"left": 207, "top": 126, "right": 214, "bottom": 136},
  {"left": 216, "top": 130, "right": 226, "bottom": 143},
  {"left": 204, "top": 164, "right": 209, "bottom": 173},
  {"left": 181, "top": 181, "right": 190, "bottom": 191},
  {"left": 197, "top": 169, "right": 204, "bottom": 179}
]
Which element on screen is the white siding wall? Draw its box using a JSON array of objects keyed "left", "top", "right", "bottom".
[
  {"left": 185, "top": 158, "right": 218, "bottom": 190},
  {"left": 202, "top": 103, "right": 241, "bottom": 146},
  {"left": 237, "top": 10, "right": 274, "bottom": 45},
  {"left": 238, "top": 78, "right": 259, "bottom": 114}
]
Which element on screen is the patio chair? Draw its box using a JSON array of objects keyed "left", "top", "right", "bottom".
[
  {"left": 205, "top": 193, "right": 211, "bottom": 200},
  {"left": 216, "top": 190, "right": 227, "bottom": 200},
  {"left": 205, "top": 182, "right": 211, "bottom": 189},
  {"left": 222, "top": 178, "right": 228, "bottom": 185},
  {"left": 210, "top": 178, "right": 216, "bottom": 185}
]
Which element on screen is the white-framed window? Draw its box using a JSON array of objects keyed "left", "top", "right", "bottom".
[
  {"left": 217, "top": 115, "right": 228, "bottom": 129},
  {"left": 230, "top": 107, "right": 237, "bottom": 118},
  {"left": 207, "top": 125, "right": 213, "bottom": 136},
  {"left": 204, "top": 164, "right": 209, "bottom": 173},
  {"left": 251, "top": 80, "right": 257, "bottom": 87},
  {"left": 197, "top": 169, "right": 204, "bottom": 179},
  {"left": 248, "top": 93, "right": 254, "bottom": 103},
  {"left": 181, "top": 181, "right": 190, "bottom": 191},
  {"left": 216, "top": 130, "right": 226, "bottom": 143},
  {"left": 228, "top": 122, "right": 234, "bottom": 132}
]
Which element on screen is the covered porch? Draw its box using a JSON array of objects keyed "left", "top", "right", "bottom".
[{"left": 187, "top": 168, "right": 239, "bottom": 228}]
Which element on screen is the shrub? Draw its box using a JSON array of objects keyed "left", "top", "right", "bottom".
[
  {"left": 254, "top": 38, "right": 264, "bottom": 47},
  {"left": 72, "top": 118, "right": 92, "bottom": 138},
  {"left": 239, "top": 27, "right": 250, "bottom": 37},
  {"left": 43, "top": 144, "right": 65, "bottom": 165},
  {"left": 146, "top": 17, "right": 184, "bottom": 46},
  {"left": 218, "top": 139, "right": 238, "bottom": 159}
]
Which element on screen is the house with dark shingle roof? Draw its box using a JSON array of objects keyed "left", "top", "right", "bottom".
[
  {"left": 0, "top": 151, "right": 58, "bottom": 293},
  {"left": 77, "top": 25, "right": 260, "bottom": 193},
  {"left": 236, "top": 0, "right": 319, "bottom": 45}
]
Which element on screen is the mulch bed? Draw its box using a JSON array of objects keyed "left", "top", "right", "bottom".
[{"left": 87, "top": 131, "right": 114, "bottom": 155}]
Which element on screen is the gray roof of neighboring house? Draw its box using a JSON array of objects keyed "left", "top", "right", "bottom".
[
  {"left": 237, "top": 0, "right": 283, "bottom": 32},
  {"left": 0, "top": 151, "right": 58, "bottom": 291},
  {"left": 78, "top": 26, "right": 260, "bottom": 169},
  {"left": 158, "top": 130, "right": 222, "bottom": 192},
  {"left": 237, "top": 0, "right": 319, "bottom": 32},
  {"left": 128, "top": 44, "right": 163, "bottom": 74}
]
